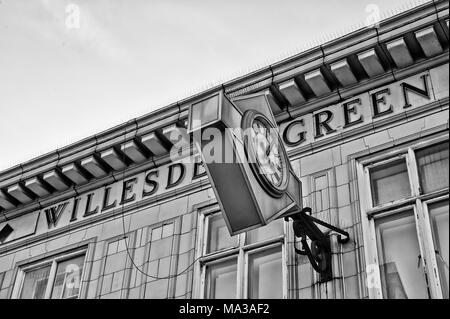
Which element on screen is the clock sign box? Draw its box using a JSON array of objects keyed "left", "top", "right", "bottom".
[{"left": 187, "top": 91, "right": 303, "bottom": 236}]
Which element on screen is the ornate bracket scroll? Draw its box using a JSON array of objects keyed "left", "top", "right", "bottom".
[{"left": 284, "top": 207, "right": 350, "bottom": 282}]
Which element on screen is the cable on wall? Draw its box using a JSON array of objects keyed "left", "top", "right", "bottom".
[{"left": 118, "top": 119, "right": 203, "bottom": 281}]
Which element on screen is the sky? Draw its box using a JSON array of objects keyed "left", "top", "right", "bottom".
[{"left": 0, "top": 0, "right": 431, "bottom": 171}]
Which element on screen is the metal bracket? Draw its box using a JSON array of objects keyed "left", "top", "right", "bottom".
[{"left": 284, "top": 207, "right": 350, "bottom": 282}]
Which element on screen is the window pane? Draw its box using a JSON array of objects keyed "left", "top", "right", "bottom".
[
  {"left": 375, "top": 211, "right": 429, "bottom": 299},
  {"left": 51, "top": 255, "right": 85, "bottom": 299},
  {"left": 207, "top": 214, "right": 238, "bottom": 253},
  {"left": 416, "top": 143, "right": 449, "bottom": 194},
  {"left": 246, "top": 218, "right": 284, "bottom": 244},
  {"left": 20, "top": 265, "right": 52, "bottom": 299},
  {"left": 205, "top": 259, "right": 237, "bottom": 299},
  {"left": 429, "top": 201, "right": 449, "bottom": 299},
  {"left": 248, "top": 247, "right": 283, "bottom": 299},
  {"left": 370, "top": 159, "right": 411, "bottom": 206}
]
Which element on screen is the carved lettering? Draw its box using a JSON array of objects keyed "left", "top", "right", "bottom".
[
  {"left": 166, "top": 163, "right": 186, "bottom": 189},
  {"left": 192, "top": 161, "right": 206, "bottom": 180},
  {"left": 120, "top": 178, "right": 137, "bottom": 204},
  {"left": 143, "top": 171, "right": 159, "bottom": 197},
  {"left": 102, "top": 186, "right": 117, "bottom": 211},
  {"left": 343, "top": 98, "right": 363, "bottom": 128},
  {"left": 45, "top": 202, "right": 69, "bottom": 228},
  {"left": 83, "top": 193, "right": 99, "bottom": 217},
  {"left": 70, "top": 197, "right": 80, "bottom": 222},
  {"left": 283, "top": 119, "right": 306, "bottom": 147},
  {"left": 314, "top": 110, "right": 336, "bottom": 138},
  {"left": 401, "top": 74, "right": 430, "bottom": 108},
  {"left": 371, "top": 88, "right": 393, "bottom": 118}
]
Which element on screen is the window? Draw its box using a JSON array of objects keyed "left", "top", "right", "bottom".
[
  {"left": 369, "top": 158, "right": 411, "bottom": 206},
  {"left": 196, "top": 211, "right": 287, "bottom": 299},
  {"left": 50, "top": 255, "right": 85, "bottom": 299},
  {"left": 359, "top": 140, "right": 449, "bottom": 299},
  {"left": 416, "top": 143, "right": 449, "bottom": 194},
  {"left": 247, "top": 246, "right": 283, "bottom": 299},
  {"left": 14, "top": 250, "right": 86, "bottom": 299},
  {"left": 375, "top": 211, "right": 428, "bottom": 299},
  {"left": 206, "top": 215, "right": 238, "bottom": 253},
  {"left": 205, "top": 258, "right": 237, "bottom": 299},
  {"left": 426, "top": 201, "right": 449, "bottom": 299}
]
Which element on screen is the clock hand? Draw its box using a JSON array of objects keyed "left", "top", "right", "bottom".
[{"left": 266, "top": 142, "right": 271, "bottom": 156}]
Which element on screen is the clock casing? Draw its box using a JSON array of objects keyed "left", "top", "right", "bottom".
[{"left": 188, "top": 91, "right": 303, "bottom": 235}]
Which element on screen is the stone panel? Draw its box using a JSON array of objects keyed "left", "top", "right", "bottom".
[{"left": 145, "top": 279, "right": 169, "bottom": 299}]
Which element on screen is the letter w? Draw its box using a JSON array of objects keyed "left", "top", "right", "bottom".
[{"left": 44, "top": 202, "right": 68, "bottom": 228}]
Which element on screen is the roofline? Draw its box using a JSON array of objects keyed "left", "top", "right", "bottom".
[
  {"left": 1, "top": 0, "right": 447, "bottom": 179},
  {"left": 0, "top": 0, "right": 448, "bottom": 219}
]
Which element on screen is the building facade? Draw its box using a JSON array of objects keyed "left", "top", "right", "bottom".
[{"left": 0, "top": 1, "right": 448, "bottom": 299}]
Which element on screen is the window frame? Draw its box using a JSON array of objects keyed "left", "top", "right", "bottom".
[
  {"left": 242, "top": 242, "right": 286, "bottom": 299},
  {"left": 357, "top": 134, "right": 449, "bottom": 299},
  {"left": 193, "top": 207, "right": 288, "bottom": 299},
  {"left": 420, "top": 195, "right": 449, "bottom": 298},
  {"left": 364, "top": 153, "right": 416, "bottom": 208},
  {"left": 11, "top": 248, "right": 88, "bottom": 299}
]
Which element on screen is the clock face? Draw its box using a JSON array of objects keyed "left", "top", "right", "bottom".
[{"left": 242, "top": 110, "right": 289, "bottom": 197}]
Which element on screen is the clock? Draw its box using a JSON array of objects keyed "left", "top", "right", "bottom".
[{"left": 241, "top": 110, "right": 289, "bottom": 198}]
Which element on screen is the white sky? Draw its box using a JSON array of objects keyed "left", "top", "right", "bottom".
[{"left": 0, "top": 0, "right": 428, "bottom": 171}]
